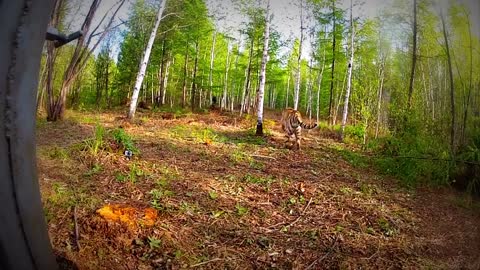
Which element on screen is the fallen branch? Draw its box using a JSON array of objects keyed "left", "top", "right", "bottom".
[
  {"left": 305, "top": 236, "right": 338, "bottom": 270},
  {"left": 321, "top": 174, "right": 334, "bottom": 182},
  {"left": 251, "top": 154, "right": 276, "bottom": 160},
  {"left": 283, "top": 197, "right": 313, "bottom": 229},
  {"left": 74, "top": 206, "right": 81, "bottom": 250},
  {"left": 190, "top": 258, "right": 222, "bottom": 268}
]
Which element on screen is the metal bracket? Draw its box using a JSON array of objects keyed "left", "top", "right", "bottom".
[{"left": 45, "top": 26, "right": 83, "bottom": 48}]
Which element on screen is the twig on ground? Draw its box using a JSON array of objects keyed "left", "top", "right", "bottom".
[
  {"left": 190, "top": 258, "right": 222, "bottom": 268},
  {"left": 251, "top": 154, "right": 276, "bottom": 160},
  {"left": 267, "top": 221, "right": 286, "bottom": 229},
  {"left": 321, "top": 174, "right": 334, "bottom": 182},
  {"left": 74, "top": 206, "right": 81, "bottom": 250},
  {"left": 305, "top": 236, "right": 338, "bottom": 270},
  {"left": 284, "top": 197, "right": 314, "bottom": 229}
]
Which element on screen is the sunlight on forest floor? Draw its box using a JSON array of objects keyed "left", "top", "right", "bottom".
[{"left": 36, "top": 109, "right": 480, "bottom": 270}]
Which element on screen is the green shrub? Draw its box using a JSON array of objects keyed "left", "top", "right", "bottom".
[
  {"left": 80, "top": 124, "right": 106, "bottom": 155},
  {"left": 111, "top": 128, "right": 139, "bottom": 154},
  {"left": 370, "top": 133, "right": 451, "bottom": 187}
]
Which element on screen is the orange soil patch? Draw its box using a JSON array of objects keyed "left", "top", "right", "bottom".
[{"left": 97, "top": 204, "right": 158, "bottom": 229}]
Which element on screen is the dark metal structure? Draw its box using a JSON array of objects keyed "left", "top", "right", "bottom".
[{"left": 0, "top": 1, "right": 81, "bottom": 269}]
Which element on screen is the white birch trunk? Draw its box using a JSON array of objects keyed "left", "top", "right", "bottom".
[
  {"left": 316, "top": 44, "right": 327, "bottom": 123},
  {"left": 308, "top": 58, "right": 313, "bottom": 120},
  {"left": 162, "top": 58, "right": 171, "bottom": 105},
  {"left": 340, "top": 0, "right": 354, "bottom": 141},
  {"left": 222, "top": 42, "right": 231, "bottom": 110},
  {"left": 209, "top": 30, "right": 217, "bottom": 106},
  {"left": 256, "top": 0, "right": 271, "bottom": 135},
  {"left": 293, "top": 0, "right": 303, "bottom": 110},
  {"left": 128, "top": 0, "right": 167, "bottom": 120}
]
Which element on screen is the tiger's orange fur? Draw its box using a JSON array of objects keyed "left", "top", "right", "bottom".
[{"left": 281, "top": 108, "right": 317, "bottom": 150}]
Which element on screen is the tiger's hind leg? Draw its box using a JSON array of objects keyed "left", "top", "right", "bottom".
[
  {"left": 284, "top": 134, "right": 295, "bottom": 149},
  {"left": 293, "top": 129, "right": 301, "bottom": 151}
]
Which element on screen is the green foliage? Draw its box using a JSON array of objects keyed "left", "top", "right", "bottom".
[
  {"left": 48, "top": 183, "right": 76, "bottom": 209},
  {"left": 370, "top": 129, "right": 451, "bottom": 187},
  {"left": 111, "top": 128, "right": 139, "bottom": 154},
  {"left": 208, "top": 190, "right": 218, "bottom": 200},
  {"left": 147, "top": 236, "right": 162, "bottom": 250},
  {"left": 235, "top": 203, "right": 249, "bottom": 216},
  {"left": 242, "top": 173, "right": 275, "bottom": 187},
  {"left": 85, "top": 163, "right": 102, "bottom": 177},
  {"left": 81, "top": 124, "right": 107, "bottom": 155},
  {"left": 457, "top": 135, "right": 480, "bottom": 195},
  {"left": 47, "top": 146, "right": 70, "bottom": 162},
  {"left": 229, "top": 149, "right": 264, "bottom": 169},
  {"left": 169, "top": 125, "right": 228, "bottom": 145}
]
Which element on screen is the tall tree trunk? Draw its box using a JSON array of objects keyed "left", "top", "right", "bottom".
[
  {"left": 128, "top": 0, "right": 167, "bottom": 120},
  {"left": 316, "top": 42, "right": 327, "bottom": 123},
  {"left": 200, "top": 49, "right": 208, "bottom": 108},
  {"left": 329, "top": 0, "right": 337, "bottom": 124},
  {"left": 340, "top": 0, "right": 355, "bottom": 141},
  {"left": 293, "top": 0, "right": 304, "bottom": 110},
  {"left": 157, "top": 36, "right": 167, "bottom": 106},
  {"left": 307, "top": 59, "right": 313, "bottom": 120},
  {"left": 222, "top": 42, "right": 231, "bottom": 110},
  {"left": 162, "top": 57, "right": 171, "bottom": 106},
  {"left": 49, "top": 0, "right": 126, "bottom": 121},
  {"left": 407, "top": 0, "right": 417, "bottom": 109},
  {"left": 36, "top": 60, "right": 49, "bottom": 113},
  {"left": 182, "top": 42, "right": 189, "bottom": 108},
  {"left": 0, "top": 0, "right": 59, "bottom": 268},
  {"left": 441, "top": 12, "right": 456, "bottom": 154},
  {"left": 232, "top": 38, "right": 241, "bottom": 112},
  {"left": 45, "top": 0, "right": 63, "bottom": 121},
  {"left": 375, "top": 60, "right": 385, "bottom": 139},
  {"left": 333, "top": 71, "right": 347, "bottom": 125},
  {"left": 256, "top": 0, "right": 271, "bottom": 136},
  {"left": 209, "top": 30, "right": 217, "bottom": 106},
  {"left": 240, "top": 38, "right": 254, "bottom": 116},
  {"left": 461, "top": 7, "right": 473, "bottom": 145},
  {"left": 191, "top": 40, "right": 200, "bottom": 111}
]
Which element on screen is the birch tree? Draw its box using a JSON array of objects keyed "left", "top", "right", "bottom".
[
  {"left": 128, "top": 0, "right": 167, "bottom": 121},
  {"left": 340, "top": 0, "right": 355, "bottom": 141},
  {"left": 256, "top": 0, "right": 271, "bottom": 136},
  {"left": 407, "top": 0, "right": 417, "bottom": 109},
  {"left": 208, "top": 30, "right": 217, "bottom": 106},
  {"left": 440, "top": 10, "right": 456, "bottom": 154},
  {"left": 293, "top": 0, "right": 304, "bottom": 110},
  {"left": 222, "top": 42, "right": 232, "bottom": 110},
  {"left": 46, "top": 0, "right": 126, "bottom": 121},
  {"left": 316, "top": 38, "right": 327, "bottom": 123},
  {"left": 328, "top": 0, "right": 337, "bottom": 124}
]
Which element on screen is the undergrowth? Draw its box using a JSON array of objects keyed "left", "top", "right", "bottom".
[{"left": 74, "top": 124, "right": 139, "bottom": 164}]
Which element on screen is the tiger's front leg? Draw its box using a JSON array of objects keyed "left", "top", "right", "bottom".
[{"left": 284, "top": 134, "right": 294, "bottom": 149}]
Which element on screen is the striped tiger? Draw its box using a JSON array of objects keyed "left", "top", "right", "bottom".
[{"left": 281, "top": 108, "right": 317, "bottom": 150}]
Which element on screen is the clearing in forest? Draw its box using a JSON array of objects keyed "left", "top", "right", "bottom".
[{"left": 36, "top": 109, "right": 480, "bottom": 270}]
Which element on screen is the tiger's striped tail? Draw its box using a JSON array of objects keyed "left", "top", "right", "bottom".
[{"left": 300, "top": 122, "right": 318, "bottom": 129}]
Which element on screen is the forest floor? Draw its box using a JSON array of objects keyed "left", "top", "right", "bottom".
[{"left": 36, "top": 108, "right": 480, "bottom": 270}]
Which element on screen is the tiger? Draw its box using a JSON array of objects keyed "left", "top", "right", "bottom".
[{"left": 280, "top": 108, "right": 317, "bottom": 150}]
